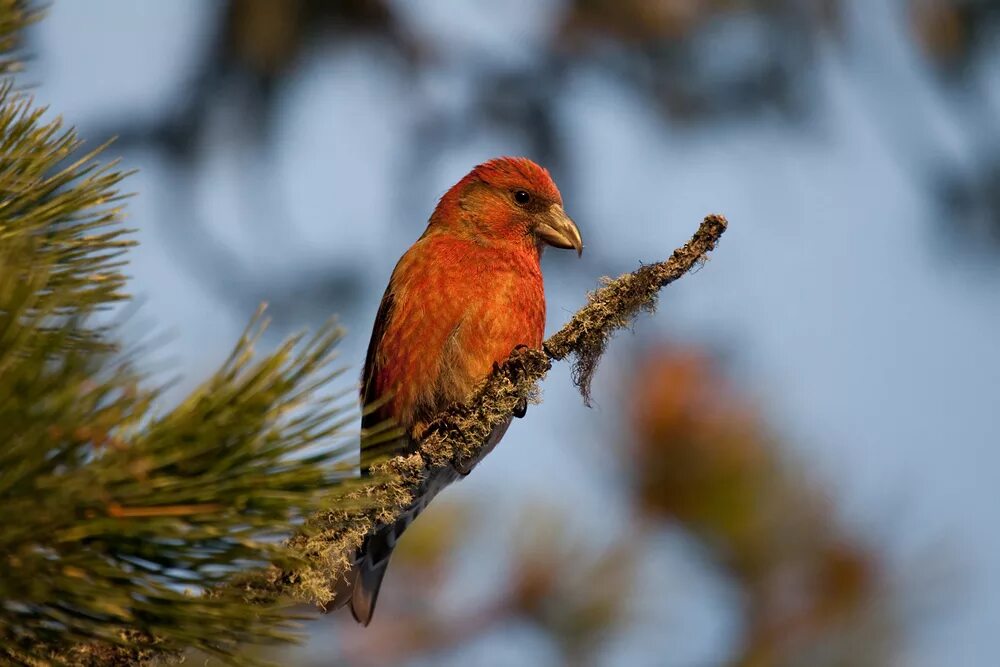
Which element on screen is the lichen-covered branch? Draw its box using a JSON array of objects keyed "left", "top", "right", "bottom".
[
  {"left": 59, "top": 214, "right": 727, "bottom": 665},
  {"left": 273, "top": 213, "right": 729, "bottom": 609},
  {"left": 545, "top": 213, "right": 729, "bottom": 403}
]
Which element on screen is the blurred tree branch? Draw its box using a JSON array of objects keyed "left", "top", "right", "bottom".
[
  {"left": 77, "top": 0, "right": 823, "bottom": 326},
  {"left": 57, "top": 0, "right": 1000, "bottom": 339},
  {"left": 629, "top": 348, "right": 897, "bottom": 666}
]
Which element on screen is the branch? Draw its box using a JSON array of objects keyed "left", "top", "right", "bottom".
[
  {"left": 62, "top": 213, "right": 727, "bottom": 665},
  {"left": 270, "top": 213, "right": 729, "bottom": 608}
]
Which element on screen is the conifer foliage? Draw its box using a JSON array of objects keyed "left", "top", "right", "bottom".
[{"left": 0, "top": 4, "right": 357, "bottom": 663}]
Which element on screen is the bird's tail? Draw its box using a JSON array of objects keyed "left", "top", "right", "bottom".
[
  {"left": 342, "top": 537, "right": 392, "bottom": 626},
  {"left": 330, "top": 417, "right": 515, "bottom": 624},
  {"left": 328, "top": 465, "right": 461, "bottom": 625}
]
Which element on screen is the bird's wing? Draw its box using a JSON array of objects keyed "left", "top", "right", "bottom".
[
  {"left": 359, "top": 286, "right": 400, "bottom": 470},
  {"left": 361, "top": 286, "right": 393, "bottom": 431}
]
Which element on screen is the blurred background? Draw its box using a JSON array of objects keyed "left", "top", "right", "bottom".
[{"left": 25, "top": 1, "right": 1000, "bottom": 665}]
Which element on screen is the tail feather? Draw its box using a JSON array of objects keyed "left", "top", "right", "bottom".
[
  {"left": 332, "top": 418, "right": 512, "bottom": 624},
  {"left": 330, "top": 464, "right": 461, "bottom": 623},
  {"left": 349, "top": 552, "right": 391, "bottom": 626},
  {"left": 347, "top": 516, "right": 409, "bottom": 626},
  {"left": 326, "top": 522, "right": 396, "bottom": 626}
]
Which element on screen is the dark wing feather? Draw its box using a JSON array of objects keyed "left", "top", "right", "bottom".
[
  {"left": 333, "top": 285, "right": 403, "bottom": 624},
  {"left": 359, "top": 287, "right": 399, "bottom": 471},
  {"left": 361, "top": 286, "right": 394, "bottom": 432}
]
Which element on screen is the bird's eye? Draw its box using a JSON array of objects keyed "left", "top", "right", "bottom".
[{"left": 513, "top": 190, "right": 531, "bottom": 205}]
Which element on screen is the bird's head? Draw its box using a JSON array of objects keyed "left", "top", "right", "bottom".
[{"left": 429, "top": 156, "right": 583, "bottom": 256}]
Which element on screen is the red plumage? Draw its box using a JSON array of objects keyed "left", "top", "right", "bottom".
[{"left": 334, "top": 157, "right": 582, "bottom": 625}]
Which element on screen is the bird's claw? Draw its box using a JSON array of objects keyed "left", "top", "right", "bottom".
[{"left": 513, "top": 397, "right": 528, "bottom": 418}]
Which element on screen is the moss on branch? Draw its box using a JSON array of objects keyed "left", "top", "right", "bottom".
[
  {"left": 59, "top": 214, "right": 727, "bottom": 665},
  {"left": 545, "top": 213, "right": 729, "bottom": 403},
  {"left": 276, "top": 213, "right": 729, "bottom": 611}
]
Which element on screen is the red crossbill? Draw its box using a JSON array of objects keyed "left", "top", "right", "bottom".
[{"left": 335, "top": 157, "right": 583, "bottom": 625}]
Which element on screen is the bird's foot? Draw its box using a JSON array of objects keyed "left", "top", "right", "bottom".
[{"left": 513, "top": 397, "right": 528, "bottom": 418}]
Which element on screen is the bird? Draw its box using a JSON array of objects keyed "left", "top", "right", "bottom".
[{"left": 332, "top": 156, "right": 583, "bottom": 625}]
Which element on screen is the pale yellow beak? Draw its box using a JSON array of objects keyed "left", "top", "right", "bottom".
[{"left": 536, "top": 204, "right": 583, "bottom": 256}]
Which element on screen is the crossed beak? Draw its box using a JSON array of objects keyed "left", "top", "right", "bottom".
[{"left": 536, "top": 204, "right": 583, "bottom": 257}]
